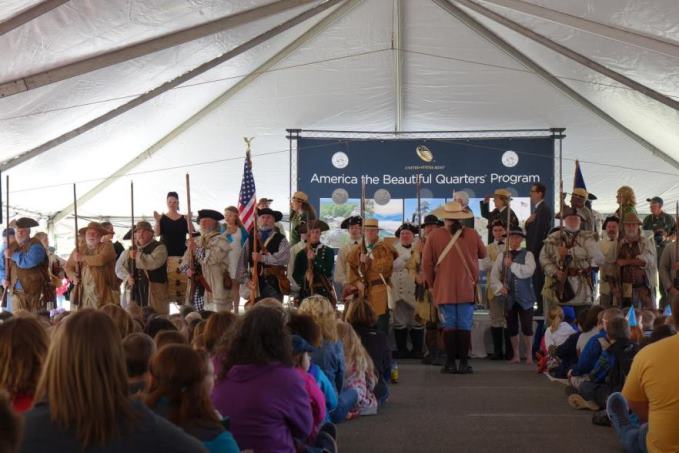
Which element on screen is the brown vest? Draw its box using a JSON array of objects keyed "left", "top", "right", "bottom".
[{"left": 10, "top": 237, "right": 50, "bottom": 295}]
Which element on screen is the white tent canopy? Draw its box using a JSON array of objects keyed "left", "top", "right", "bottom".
[{"left": 1, "top": 0, "right": 678, "bottom": 250}]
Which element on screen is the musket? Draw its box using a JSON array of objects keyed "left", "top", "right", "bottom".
[
  {"left": 359, "top": 178, "right": 369, "bottom": 293},
  {"left": 186, "top": 174, "right": 212, "bottom": 306},
  {"left": 501, "top": 193, "right": 513, "bottom": 291},
  {"left": 1, "top": 175, "right": 10, "bottom": 308},
  {"left": 674, "top": 201, "right": 679, "bottom": 292},
  {"left": 556, "top": 168, "right": 568, "bottom": 302},
  {"left": 249, "top": 205, "right": 260, "bottom": 306},
  {"left": 414, "top": 174, "right": 426, "bottom": 302},
  {"left": 127, "top": 181, "right": 139, "bottom": 305},
  {"left": 71, "top": 184, "right": 82, "bottom": 307}
]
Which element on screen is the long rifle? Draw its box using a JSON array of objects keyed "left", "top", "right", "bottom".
[
  {"left": 1, "top": 175, "right": 10, "bottom": 308},
  {"left": 674, "top": 202, "right": 679, "bottom": 293},
  {"left": 501, "top": 194, "right": 513, "bottom": 290},
  {"left": 359, "top": 178, "right": 369, "bottom": 293},
  {"left": 71, "top": 184, "right": 82, "bottom": 307},
  {"left": 128, "top": 181, "right": 139, "bottom": 305},
  {"left": 185, "top": 174, "right": 212, "bottom": 307},
  {"left": 415, "top": 174, "right": 426, "bottom": 302}
]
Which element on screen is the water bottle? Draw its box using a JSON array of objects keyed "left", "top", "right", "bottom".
[{"left": 390, "top": 362, "right": 399, "bottom": 384}]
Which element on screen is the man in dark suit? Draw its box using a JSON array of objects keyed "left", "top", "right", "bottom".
[{"left": 525, "top": 182, "right": 552, "bottom": 314}]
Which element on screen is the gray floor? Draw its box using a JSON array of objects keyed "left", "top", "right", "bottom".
[{"left": 336, "top": 359, "right": 621, "bottom": 453}]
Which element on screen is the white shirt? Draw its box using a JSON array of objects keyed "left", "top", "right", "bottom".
[{"left": 544, "top": 322, "right": 576, "bottom": 349}]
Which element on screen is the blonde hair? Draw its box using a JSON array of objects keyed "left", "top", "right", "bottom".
[
  {"left": 547, "top": 306, "right": 564, "bottom": 332},
  {"left": 617, "top": 186, "right": 636, "bottom": 207},
  {"left": 298, "top": 295, "right": 337, "bottom": 342},
  {"left": 35, "top": 309, "right": 132, "bottom": 448},
  {"left": 336, "top": 321, "right": 376, "bottom": 383}
]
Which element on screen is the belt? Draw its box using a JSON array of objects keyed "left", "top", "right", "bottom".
[
  {"left": 566, "top": 267, "right": 591, "bottom": 277},
  {"left": 368, "top": 279, "right": 385, "bottom": 286},
  {"left": 261, "top": 267, "right": 284, "bottom": 277}
]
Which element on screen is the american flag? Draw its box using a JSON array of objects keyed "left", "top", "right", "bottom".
[{"left": 238, "top": 150, "right": 256, "bottom": 230}]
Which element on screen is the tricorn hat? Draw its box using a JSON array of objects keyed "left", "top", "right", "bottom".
[
  {"left": 78, "top": 221, "right": 110, "bottom": 236},
  {"left": 422, "top": 214, "right": 443, "bottom": 227},
  {"left": 432, "top": 201, "right": 473, "bottom": 220},
  {"left": 306, "top": 220, "right": 329, "bottom": 232},
  {"left": 340, "top": 216, "right": 362, "bottom": 229},
  {"left": 257, "top": 208, "right": 282, "bottom": 222},
  {"left": 14, "top": 217, "right": 39, "bottom": 228},
  {"left": 197, "top": 209, "right": 224, "bottom": 222},
  {"left": 507, "top": 227, "right": 526, "bottom": 238},
  {"left": 395, "top": 222, "right": 419, "bottom": 237}
]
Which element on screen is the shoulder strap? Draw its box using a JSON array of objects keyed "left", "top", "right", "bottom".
[
  {"left": 453, "top": 239, "right": 476, "bottom": 284},
  {"left": 436, "top": 229, "right": 462, "bottom": 267}
]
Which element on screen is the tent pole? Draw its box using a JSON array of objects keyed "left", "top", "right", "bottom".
[
  {"left": 0, "top": 0, "right": 319, "bottom": 97},
  {"left": 478, "top": 0, "right": 679, "bottom": 59},
  {"left": 0, "top": 0, "right": 69, "bottom": 36},
  {"left": 432, "top": 0, "right": 679, "bottom": 172},
  {"left": 450, "top": 0, "right": 679, "bottom": 112},
  {"left": 49, "top": 0, "right": 360, "bottom": 226},
  {"left": 0, "top": 0, "right": 345, "bottom": 172},
  {"left": 393, "top": 0, "right": 404, "bottom": 133}
]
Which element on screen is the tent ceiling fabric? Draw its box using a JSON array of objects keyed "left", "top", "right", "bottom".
[{"left": 1, "top": 0, "right": 679, "bottom": 236}]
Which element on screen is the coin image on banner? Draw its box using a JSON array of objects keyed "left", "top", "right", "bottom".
[
  {"left": 373, "top": 189, "right": 391, "bottom": 206},
  {"left": 331, "top": 188, "right": 349, "bottom": 204},
  {"left": 331, "top": 151, "right": 349, "bottom": 169},
  {"left": 502, "top": 150, "right": 519, "bottom": 168},
  {"left": 416, "top": 145, "right": 433, "bottom": 162}
]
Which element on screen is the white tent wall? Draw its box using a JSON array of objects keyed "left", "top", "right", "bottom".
[{"left": 1, "top": 0, "right": 679, "bottom": 257}]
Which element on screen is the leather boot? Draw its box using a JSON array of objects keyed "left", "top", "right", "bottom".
[
  {"left": 393, "top": 328, "right": 409, "bottom": 359},
  {"left": 490, "top": 327, "right": 504, "bottom": 360},
  {"left": 440, "top": 329, "right": 458, "bottom": 374},
  {"left": 409, "top": 329, "right": 425, "bottom": 359},
  {"left": 456, "top": 330, "right": 473, "bottom": 374}
]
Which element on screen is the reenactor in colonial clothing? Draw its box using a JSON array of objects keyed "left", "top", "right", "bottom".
[
  {"left": 480, "top": 188, "right": 518, "bottom": 243},
  {"left": 0, "top": 228, "right": 16, "bottom": 311},
  {"left": 417, "top": 214, "right": 443, "bottom": 365},
  {"left": 117, "top": 221, "right": 169, "bottom": 314},
  {"left": 241, "top": 208, "right": 290, "bottom": 302},
  {"left": 289, "top": 191, "right": 317, "bottom": 246},
  {"left": 422, "top": 201, "right": 487, "bottom": 375},
  {"left": 2, "top": 218, "right": 51, "bottom": 313},
  {"left": 479, "top": 220, "right": 511, "bottom": 360},
  {"left": 345, "top": 219, "right": 397, "bottom": 335},
  {"left": 659, "top": 233, "right": 679, "bottom": 309},
  {"left": 292, "top": 220, "right": 335, "bottom": 303},
  {"left": 287, "top": 222, "right": 308, "bottom": 302},
  {"left": 598, "top": 216, "right": 620, "bottom": 307},
  {"left": 181, "top": 210, "right": 232, "bottom": 312},
  {"left": 643, "top": 196, "right": 675, "bottom": 308},
  {"left": 605, "top": 213, "right": 656, "bottom": 309},
  {"left": 65, "top": 222, "right": 119, "bottom": 309},
  {"left": 391, "top": 222, "right": 424, "bottom": 359},
  {"left": 540, "top": 208, "right": 604, "bottom": 316},
  {"left": 334, "top": 216, "right": 362, "bottom": 295},
  {"left": 568, "top": 188, "right": 596, "bottom": 234}
]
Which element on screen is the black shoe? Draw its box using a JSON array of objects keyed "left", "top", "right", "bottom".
[
  {"left": 441, "top": 362, "right": 457, "bottom": 374},
  {"left": 592, "top": 410, "right": 611, "bottom": 427},
  {"left": 456, "top": 363, "right": 473, "bottom": 374}
]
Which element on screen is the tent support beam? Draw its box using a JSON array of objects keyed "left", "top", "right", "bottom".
[
  {"left": 0, "top": 0, "right": 318, "bottom": 98},
  {"left": 0, "top": 0, "right": 69, "bottom": 36},
  {"left": 393, "top": 0, "right": 404, "bottom": 132},
  {"left": 0, "top": 0, "right": 344, "bottom": 172},
  {"left": 432, "top": 0, "right": 679, "bottom": 172},
  {"left": 478, "top": 0, "right": 679, "bottom": 59},
  {"left": 49, "top": 0, "right": 359, "bottom": 225},
  {"left": 450, "top": 0, "right": 679, "bottom": 112}
]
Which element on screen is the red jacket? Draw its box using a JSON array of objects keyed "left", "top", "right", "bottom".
[{"left": 422, "top": 227, "right": 486, "bottom": 305}]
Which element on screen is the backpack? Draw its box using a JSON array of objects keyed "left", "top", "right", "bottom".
[{"left": 606, "top": 341, "right": 639, "bottom": 393}]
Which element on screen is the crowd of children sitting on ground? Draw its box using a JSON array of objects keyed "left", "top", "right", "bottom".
[
  {"left": 534, "top": 300, "right": 679, "bottom": 452},
  {"left": 0, "top": 295, "right": 393, "bottom": 453}
]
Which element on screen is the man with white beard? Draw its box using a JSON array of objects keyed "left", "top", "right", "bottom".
[
  {"left": 117, "top": 221, "right": 169, "bottom": 313},
  {"left": 606, "top": 213, "right": 656, "bottom": 309},
  {"left": 181, "top": 210, "right": 232, "bottom": 312},
  {"left": 66, "top": 222, "right": 119, "bottom": 309},
  {"left": 540, "top": 208, "right": 604, "bottom": 316}
]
